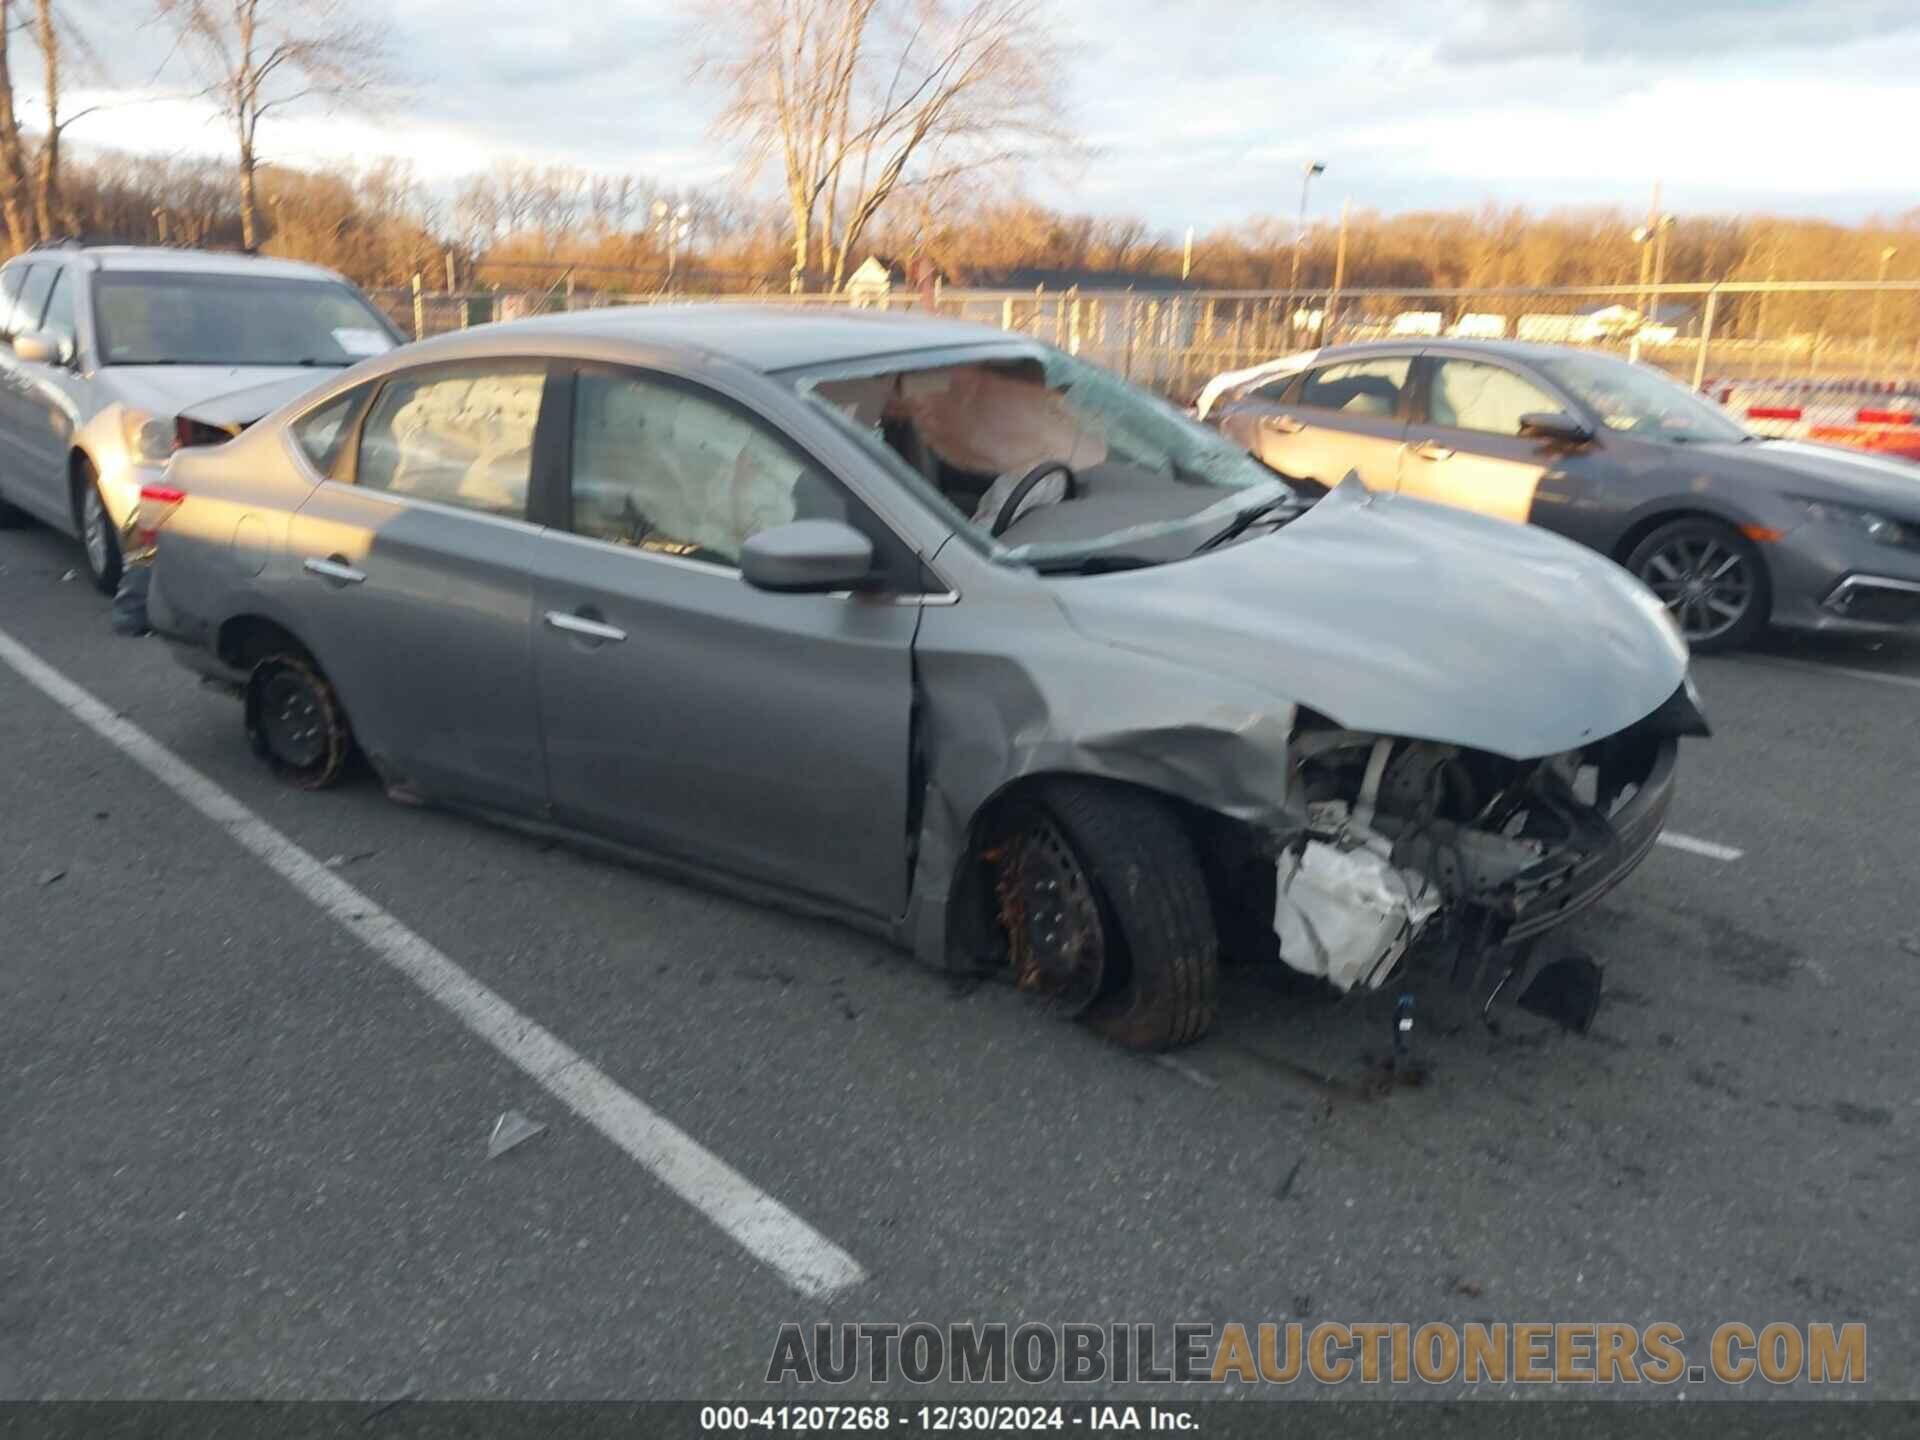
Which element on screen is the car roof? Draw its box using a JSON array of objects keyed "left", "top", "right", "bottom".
[
  {"left": 1308, "top": 337, "right": 1602, "bottom": 366},
  {"left": 6, "top": 245, "right": 348, "bottom": 283},
  {"left": 416, "top": 303, "right": 1024, "bottom": 374}
]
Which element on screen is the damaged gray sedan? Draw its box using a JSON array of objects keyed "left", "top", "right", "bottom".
[{"left": 145, "top": 307, "right": 1708, "bottom": 1049}]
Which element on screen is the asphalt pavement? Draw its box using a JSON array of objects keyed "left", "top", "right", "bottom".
[{"left": 3, "top": 517, "right": 1916, "bottom": 1403}]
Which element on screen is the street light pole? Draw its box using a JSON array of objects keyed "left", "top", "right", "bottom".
[{"left": 1285, "top": 160, "right": 1325, "bottom": 342}]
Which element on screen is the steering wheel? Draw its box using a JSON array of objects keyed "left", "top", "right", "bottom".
[{"left": 989, "top": 461, "right": 1079, "bottom": 539}]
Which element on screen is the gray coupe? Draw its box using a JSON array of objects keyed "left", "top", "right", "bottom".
[{"left": 145, "top": 308, "right": 1707, "bottom": 1049}]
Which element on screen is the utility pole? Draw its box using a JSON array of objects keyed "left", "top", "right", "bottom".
[
  {"left": 1182, "top": 226, "right": 1194, "bottom": 281},
  {"left": 1284, "top": 160, "right": 1325, "bottom": 343},
  {"left": 1327, "top": 198, "right": 1350, "bottom": 342},
  {"left": 1633, "top": 180, "right": 1662, "bottom": 321},
  {"left": 1868, "top": 245, "right": 1896, "bottom": 372}
]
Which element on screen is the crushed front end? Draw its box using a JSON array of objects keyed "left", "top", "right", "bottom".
[{"left": 1267, "top": 678, "right": 1709, "bottom": 1011}]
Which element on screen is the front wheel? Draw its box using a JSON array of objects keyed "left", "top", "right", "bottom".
[
  {"left": 989, "top": 780, "right": 1220, "bottom": 1050},
  {"left": 1625, "top": 518, "right": 1767, "bottom": 653}
]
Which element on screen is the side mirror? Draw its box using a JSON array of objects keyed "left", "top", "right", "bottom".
[
  {"left": 13, "top": 331, "right": 58, "bottom": 365},
  {"left": 740, "top": 519, "right": 875, "bottom": 594},
  {"left": 1518, "top": 410, "right": 1591, "bottom": 444}
]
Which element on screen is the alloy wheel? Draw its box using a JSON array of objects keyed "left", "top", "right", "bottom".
[{"left": 1637, "top": 535, "right": 1754, "bottom": 645}]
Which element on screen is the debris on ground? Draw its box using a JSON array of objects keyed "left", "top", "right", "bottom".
[
  {"left": 35, "top": 867, "right": 66, "bottom": 886},
  {"left": 487, "top": 1110, "right": 547, "bottom": 1160},
  {"left": 1454, "top": 1278, "right": 1484, "bottom": 1298},
  {"left": 59, "top": 569, "right": 76, "bottom": 583}
]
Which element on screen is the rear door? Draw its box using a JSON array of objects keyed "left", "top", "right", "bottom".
[
  {"left": 527, "top": 361, "right": 922, "bottom": 919},
  {"left": 284, "top": 359, "right": 556, "bottom": 815},
  {"left": 1222, "top": 353, "right": 1416, "bottom": 492},
  {"left": 1397, "top": 355, "right": 1570, "bottom": 525}
]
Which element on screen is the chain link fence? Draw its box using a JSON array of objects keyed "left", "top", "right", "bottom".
[{"left": 367, "top": 278, "right": 1920, "bottom": 406}]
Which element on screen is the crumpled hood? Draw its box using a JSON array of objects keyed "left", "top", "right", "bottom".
[
  {"left": 106, "top": 366, "right": 335, "bottom": 427},
  {"left": 1693, "top": 438, "right": 1920, "bottom": 518},
  {"left": 1056, "top": 481, "right": 1689, "bottom": 760}
]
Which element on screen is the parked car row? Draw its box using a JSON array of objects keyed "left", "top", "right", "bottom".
[
  {"left": 3, "top": 248, "right": 1719, "bottom": 1050},
  {"left": 0, "top": 241, "right": 403, "bottom": 593}
]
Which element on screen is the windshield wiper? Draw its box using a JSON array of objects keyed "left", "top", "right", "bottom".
[
  {"left": 1026, "top": 553, "right": 1161, "bottom": 575},
  {"left": 1194, "top": 497, "right": 1298, "bottom": 553},
  {"left": 294, "top": 357, "right": 353, "bottom": 366}
]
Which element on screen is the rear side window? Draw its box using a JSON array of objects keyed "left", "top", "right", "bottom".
[
  {"left": 0, "top": 265, "right": 29, "bottom": 338},
  {"left": 290, "top": 386, "right": 369, "bottom": 475},
  {"left": 1296, "top": 357, "right": 1411, "bottom": 417},
  {"left": 355, "top": 364, "right": 546, "bottom": 519}
]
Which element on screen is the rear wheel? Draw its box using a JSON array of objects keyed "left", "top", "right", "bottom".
[
  {"left": 75, "top": 460, "right": 122, "bottom": 595},
  {"left": 1625, "top": 517, "right": 1767, "bottom": 653},
  {"left": 988, "top": 780, "right": 1219, "bottom": 1050},
  {"left": 245, "top": 653, "right": 353, "bottom": 790}
]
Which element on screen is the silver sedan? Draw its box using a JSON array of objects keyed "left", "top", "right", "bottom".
[{"left": 145, "top": 307, "right": 1707, "bottom": 1049}]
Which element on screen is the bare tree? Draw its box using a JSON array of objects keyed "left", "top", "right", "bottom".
[
  {"left": 694, "top": 0, "right": 1077, "bottom": 290},
  {"left": 0, "top": 0, "right": 37, "bottom": 248},
  {"left": 152, "top": 0, "right": 389, "bottom": 250},
  {"left": 30, "top": 0, "right": 107, "bottom": 240}
]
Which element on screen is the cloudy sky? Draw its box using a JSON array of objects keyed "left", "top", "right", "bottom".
[{"left": 42, "top": 0, "right": 1920, "bottom": 231}]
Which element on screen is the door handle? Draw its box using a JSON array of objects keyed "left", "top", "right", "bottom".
[
  {"left": 1262, "top": 415, "right": 1306, "bottom": 435},
  {"left": 1410, "top": 441, "right": 1455, "bottom": 461},
  {"left": 543, "top": 609, "right": 627, "bottom": 644},
  {"left": 303, "top": 556, "right": 366, "bottom": 585}
]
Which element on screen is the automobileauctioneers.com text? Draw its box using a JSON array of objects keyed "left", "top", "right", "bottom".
[{"left": 765, "top": 1320, "right": 1866, "bottom": 1388}]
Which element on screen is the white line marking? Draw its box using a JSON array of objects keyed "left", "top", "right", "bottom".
[
  {"left": 0, "top": 626, "right": 865, "bottom": 1300},
  {"left": 1744, "top": 654, "right": 1920, "bottom": 694},
  {"left": 1656, "top": 831, "right": 1745, "bottom": 863}
]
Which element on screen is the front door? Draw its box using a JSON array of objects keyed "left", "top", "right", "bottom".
[
  {"left": 284, "top": 360, "right": 556, "bottom": 815},
  {"left": 528, "top": 363, "right": 920, "bottom": 919},
  {"left": 1397, "top": 356, "right": 1568, "bottom": 525}
]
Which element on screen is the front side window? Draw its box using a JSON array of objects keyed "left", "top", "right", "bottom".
[
  {"left": 13, "top": 265, "right": 55, "bottom": 338},
  {"left": 1295, "top": 357, "right": 1411, "bottom": 417},
  {"left": 1425, "top": 359, "right": 1560, "bottom": 436},
  {"left": 569, "top": 368, "right": 853, "bottom": 568},
  {"left": 90, "top": 271, "right": 398, "bottom": 368},
  {"left": 290, "top": 386, "right": 369, "bottom": 475},
  {"left": 38, "top": 271, "right": 76, "bottom": 358},
  {"left": 356, "top": 365, "right": 545, "bottom": 519},
  {"left": 1536, "top": 351, "right": 1749, "bottom": 445},
  {"left": 0, "top": 265, "right": 31, "bottom": 338}
]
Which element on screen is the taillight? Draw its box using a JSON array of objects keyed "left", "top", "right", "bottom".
[{"left": 132, "top": 482, "right": 187, "bottom": 551}]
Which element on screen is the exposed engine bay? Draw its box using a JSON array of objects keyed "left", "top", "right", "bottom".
[{"left": 1270, "top": 702, "right": 1691, "bottom": 1003}]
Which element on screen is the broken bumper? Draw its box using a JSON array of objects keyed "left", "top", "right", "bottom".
[{"left": 1503, "top": 736, "right": 1677, "bottom": 945}]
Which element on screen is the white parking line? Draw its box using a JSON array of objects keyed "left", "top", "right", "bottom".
[
  {"left": 1656, "top": 831, "right": 1745, "bottom": 863},
  {"left": 0, "top": 626, "right": 866, "bottom": 1301},
  {"left": 1744, "top": 655, "right": 1920, "bottom": 694}
]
